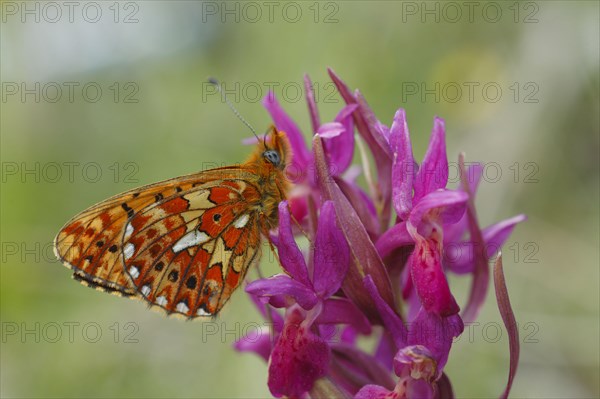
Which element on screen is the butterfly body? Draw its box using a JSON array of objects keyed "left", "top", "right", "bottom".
[{"left": 54, "top": 127, "right": 291, "bottom": 318}]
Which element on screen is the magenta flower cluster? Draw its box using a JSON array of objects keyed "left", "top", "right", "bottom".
[{"left": 234, "top": 69, "right": 525, "bottom": 398}]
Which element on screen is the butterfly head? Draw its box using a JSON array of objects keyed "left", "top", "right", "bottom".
[
  {"left": 258, "top": 125, "right": 291, "bottom": 171},
  {"left": 263, "top": 149, "right": 281, "bottom": 167}
]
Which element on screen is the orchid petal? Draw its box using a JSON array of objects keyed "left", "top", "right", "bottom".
[
  {"left": 414, "top": 117, "right": 449, "bottom": 202},
  {"left": 364, "top": 276, "right": 408, "bottom": 348},
  {"left": 355, "top": 90, "right": 394, "bottom": 229},
  {"left": 233, "top": 326, "right": 273, "bottom": 362},
  {"left": 406, "top": 380, "right": 435, "bottom": 399},
  {"left": 315, "top": 135, "right": 396, "bottom": 321},
  {"left": 287, "top": 195, "right": 309, "bottom": 227},
  {"left": 275, "top": 202, "right": 311, "bottom": 286},
  {"left": 393, "top": 345, "right": 437, "bottom": 382},
  {"left": 262, "top": 91, "right": 311, "bottom": 170},
  {"left": 458, "top": 154, "right": 489, "bottom": 323},
  {"left": 343, "top": 164, "right": 362, "bottom": 182},
  {"left": 408, "top": 190, "right": 468, "bottom": 231},
  {"left": 341, "top": 326, "right": 358, "bottom": 344},
  {"left": 328, "top": 68, "right": 393, "bottom": 229},
  {"left": 327, "top": 69, "right": 392, "bottom": 161},
  {"left": 355, "top": 379, "right": 434, "bottom": 399},
  {"left": 304, "top": 74, "right": 321, "bottom": 133},
  {"left": 331, "top": 344, "right": 396, "bottom": 395},
  {"left": 375, "top": 120, "right": 390, "bottom": 141},
  {"left": 353, "top": 89, "right": 394, "bottom": 160},
  {"left": 354, "top": 385, "right": 395, "bottom": 399},
  {"left": 442, "top": 241, "right": 476, "bottom": 275},
  {"left": 313, "top": 201, "right": 350, "bottom": 298},
  {"left": 443, "top": 163, "right": 484, "bottom": 243},
  {"left": 482, "top": 214, "right": 528, "bottom": 255},
  {"left": 327, "top": 103, "right": 358, "bottom": 173},
  {"left": 405, "top": 278, "right": 422, "bottom": 322},
  {"left": 446, "top": 214, "right": 527, "bottom": 274},
  {"left": 442, "top": 213, "right": 468, "bottom": 245},
  {"left": 246, "top": 274, "right": 318, "bottom": 310},
  {"left": 246, "top": 291, "right": 284, "bottom": 332},
  {"left": 335, "top": 176, "right": 380, "bottom": 238},
  {"left": 319, "top": 120, "right": 348, "bottom": 176},
  {"left": 390, "top": 108, "right": 415, "bottom": 219},
  {"left": 317, "top": 297, "right": 372, "bottom": 335},
  {"left": 460, "top": 162, "right": 484, "bottom": 194},
  {"left": 406, "top": 310, "right": 464, "bottom": 376},
  {"left": 310, "top": 377, "right": 350, "bottom": 398},
  {"left": 376, "top": 221, "right": 413, "bottom": 260},
  {"left": 494, "top": 254, "right": 520, "bottom": 399},
  {"left": 318, "top": 122, "right": 345, "bottom": 138},
  {"left": 319, "top": 105, "right": 356, "bottom": 174},
  {"left": 434, "top": 373, "right": 455, "bottom": 399},
  {"left": 268, "top": 307, "right": 330, "bottom": 398},
  {"left": 374, "top": 332, "right": 396, "bottom": 371},
  {"left": 408, "top": 227, "right": 460, "bottom": 317}
]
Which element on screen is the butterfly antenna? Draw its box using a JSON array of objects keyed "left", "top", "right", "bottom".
[{"left": 208, "top": 78, "right": 263, "bottom": 145}]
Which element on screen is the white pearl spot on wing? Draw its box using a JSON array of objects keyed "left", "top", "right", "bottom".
[
  {"left": 124, "top": 222, "right": 134, "bottom": 239},
  {"left": 140, "top": 284, "right": 151, "bottom": 297},
  {"left": 156, "top": 296, "right": 168, "bottom": 306},
  {"left": 128, "top": 265, "right": 140, "bottom": 279},
  {"left": 197, "top": 307, "right": 212, "bottom": 316},
  {"left": 173, "top": 230, "right": 210, "bottom": 253},
  {"left": 175, "top": 302, "right": 189, "bottom": 313},
  {"left": 234, "top": 214, "right": 250, "bottom": 229},
  {"left": 123, "top": 243, "right": 135, "bottom": 260}
]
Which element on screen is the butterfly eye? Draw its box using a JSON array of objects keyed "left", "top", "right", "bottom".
[{"left": 263, "top": 150, "right": 281, "bottom": 166}]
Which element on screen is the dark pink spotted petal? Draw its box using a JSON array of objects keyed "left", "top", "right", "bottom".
[
  {"left": 354, "top": 385, "right": 398, "bottom": 399},
  {"left": 268, "top": 307, "right": 330, "bottom": 398},
  {"left": 408, "top": 229, "right": 460, "bottom": 317}
]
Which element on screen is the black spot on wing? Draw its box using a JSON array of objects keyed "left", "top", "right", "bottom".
[
  {"left": 121, "top": 203, "right": 134, "bottom": 218},
  {"left": 186, "top": 275, "right": 197, "bottom": 289},
  {"left": 168, "top": 270, "right": 179, "bottom": 282}
]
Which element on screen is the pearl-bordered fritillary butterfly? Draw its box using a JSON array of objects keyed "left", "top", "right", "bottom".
[{"left": 54, "top": 126, "right": 291, "bottom": 318}]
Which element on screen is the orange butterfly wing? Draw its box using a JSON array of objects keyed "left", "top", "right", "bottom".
[
  {"left": 54, "top": 127, "right": 291, "bottom": 318},
  {"left": 121, "top": 178, "right": 263, "bottom": 317}
]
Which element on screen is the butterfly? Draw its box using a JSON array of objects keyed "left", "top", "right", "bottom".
[{"left": 54, "top": 126, "right": 291, "bottom": 318}]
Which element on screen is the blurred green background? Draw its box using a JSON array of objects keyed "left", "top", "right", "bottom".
[{"left": 1, "top": 1, "right": 598, "bottom": 398}]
